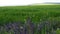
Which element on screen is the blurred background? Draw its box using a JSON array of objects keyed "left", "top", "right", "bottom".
[{"left": 0, "top": 0, "right": 60, "bottom": 6}]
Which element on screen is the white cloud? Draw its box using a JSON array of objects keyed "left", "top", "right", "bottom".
[{"left": 0, "top": 0, "right": 60, "bottom": 6}]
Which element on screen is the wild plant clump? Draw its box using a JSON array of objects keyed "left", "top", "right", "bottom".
[{"left": 0, "top": 17, "right": 60, "bottom": 34}]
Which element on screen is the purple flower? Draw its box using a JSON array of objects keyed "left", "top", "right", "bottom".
[{"left": 20, "top": 26, "right": 24, "bottom": 34}]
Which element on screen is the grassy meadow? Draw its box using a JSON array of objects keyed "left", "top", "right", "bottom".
[
  {"left": 0, "top": 5, "right": 60, "bottom": 34},
  {"left": 0, "top": 5, "right": 60, "bottom": 25}
]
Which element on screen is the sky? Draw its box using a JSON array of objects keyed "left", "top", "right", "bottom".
[{"left": 0, "top": 0, "right": 60, "bottom": 6}]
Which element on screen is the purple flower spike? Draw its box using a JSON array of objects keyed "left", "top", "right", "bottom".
[{"left": 20, "top": 26, "right": 24, "bottom": 34}]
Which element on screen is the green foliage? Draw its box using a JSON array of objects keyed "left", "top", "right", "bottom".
[{"left": 0, "top": 5, "right": 60, "bottom": 25}]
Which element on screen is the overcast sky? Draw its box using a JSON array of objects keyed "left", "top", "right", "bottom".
[{"left": 0, "top": 0, "right": 60, "bottom": 6}]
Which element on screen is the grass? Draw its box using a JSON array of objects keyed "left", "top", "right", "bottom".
[
  {"left": 0, "top": 5, "right": 60, "bottom": 34},
  {"left": 0, "top": 5, "right": 60, "bottom": 25}
]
